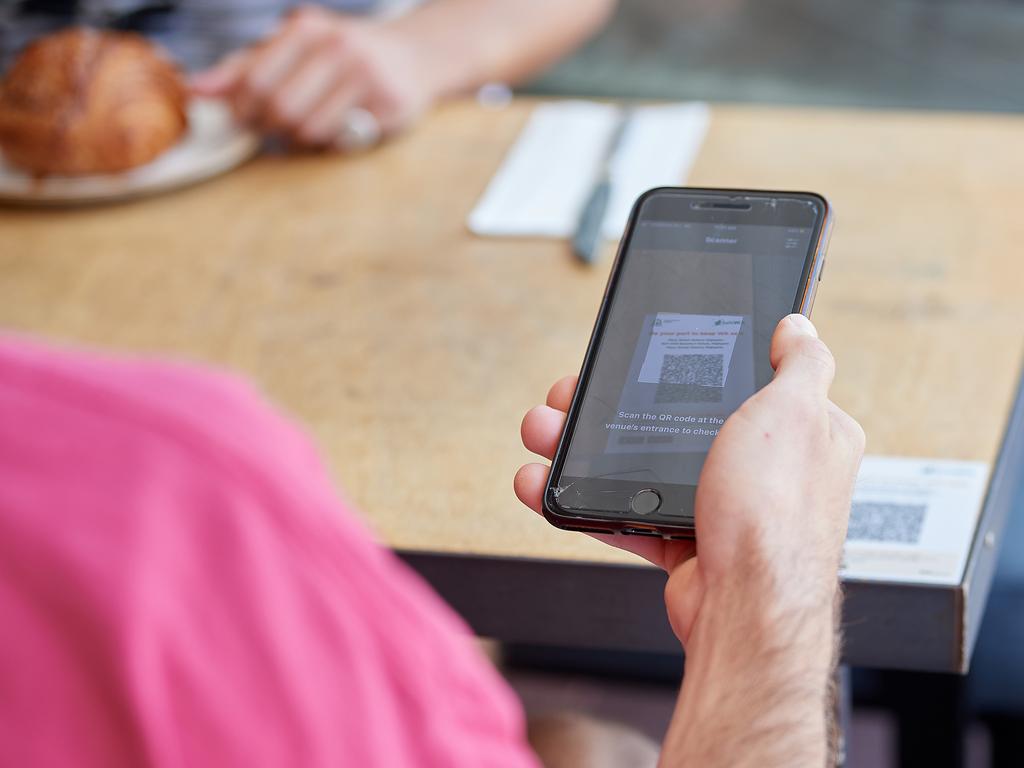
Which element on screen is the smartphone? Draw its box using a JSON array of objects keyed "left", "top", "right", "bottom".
[{"left": 544, "top": 187, "right": 832, "bottom": 538}]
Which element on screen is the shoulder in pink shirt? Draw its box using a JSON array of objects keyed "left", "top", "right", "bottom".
[{"left": 0, "top": 336, "right": 538, "bottom": 768}]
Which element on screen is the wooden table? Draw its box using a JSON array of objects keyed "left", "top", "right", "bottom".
[{"left": 2, "top": 99, "right": 1022, "bottom": 674}]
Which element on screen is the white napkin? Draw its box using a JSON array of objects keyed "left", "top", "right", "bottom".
[{"left": 468, "top": 101, "right": 710, "bottom": 240}]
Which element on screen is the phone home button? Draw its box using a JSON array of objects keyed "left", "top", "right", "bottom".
[{"left": 630, "top": 489, "right": 662, "bottom": 516}]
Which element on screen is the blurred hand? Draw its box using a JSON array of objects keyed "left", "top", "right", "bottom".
[
  {"left": 191, "top": 5, "right": 432, "bottom": 148},
  {"left": 515, "top": 314, "right": 865, "bottom": 647}
]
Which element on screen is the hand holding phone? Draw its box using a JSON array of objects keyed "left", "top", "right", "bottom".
[
  {"left": 541, "top": 188, "right": 833, "bottom": 538},
  {"left": 516, "top": 316, "right": 864, "bottom": 768},
  {"left": 516, "top": 314, "right": 865, "bottom": 644}
]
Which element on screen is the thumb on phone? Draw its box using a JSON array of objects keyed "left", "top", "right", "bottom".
[{"left": 770, "top": 314, "right": 835, "bottom": 399}]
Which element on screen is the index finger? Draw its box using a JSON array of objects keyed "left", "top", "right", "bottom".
[
  {"left": 546, "top": 375, "right": 578, "bottom": 412},
  {"left": 245, "top": 18, "right": 330, "bottom": 99},
  {"left": 190, "top": 49, "right": 250, "bottom": 96}
]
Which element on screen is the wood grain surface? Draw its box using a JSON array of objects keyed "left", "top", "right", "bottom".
[{"left": 2, "top": 99, "right": 1022, "bottom": 565}]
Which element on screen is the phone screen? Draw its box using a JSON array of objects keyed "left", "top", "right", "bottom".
[{"left": 548, "top": 190, "right": 827, "bottom": 529}]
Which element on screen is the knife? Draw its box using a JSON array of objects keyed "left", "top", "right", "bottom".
[{"left": 571, "top": 108, "right": 632, "bottom": 265}]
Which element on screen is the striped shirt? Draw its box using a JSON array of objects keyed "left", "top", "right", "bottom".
[{"left": 0, "top": 0, "right": 405, "bottom": 69}]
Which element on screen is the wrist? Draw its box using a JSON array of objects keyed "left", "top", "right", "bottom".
[
  {"left": 706, "top": 519, "right": 843, "bottom": 622},
  {"left": 689, "top": 581, "right": 838, "bottom": 678},
  {"left": 683, "top": 530, "right": 841, "bottom": 679},
  {"left": 376, "top": 17, "right": 456, "bottom": 104},
  {"left": 666, "top": 586, "right": 838, "bottom": 767}
]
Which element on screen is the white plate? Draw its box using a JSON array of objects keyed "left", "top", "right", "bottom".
[{"left": 0, "top": 99, "right": 260, "bottom": 206}]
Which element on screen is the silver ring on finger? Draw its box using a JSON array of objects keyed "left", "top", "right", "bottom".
[{"left": 335, "top": 107, "right": 381, "bottom": 151}]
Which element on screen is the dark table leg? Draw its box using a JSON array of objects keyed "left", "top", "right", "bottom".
[
  {"left": 890, "top": 671, "right": 967, "bottom": 768},
  {"left": 985, "top": 715, "right": 1024, "bottom": 768}
]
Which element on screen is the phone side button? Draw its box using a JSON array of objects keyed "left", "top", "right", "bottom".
[{"left": 818, "top": 258, "right": 826, "bottom": 282}]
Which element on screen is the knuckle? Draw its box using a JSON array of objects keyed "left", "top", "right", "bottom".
[
  {"left": 854, "top": 422, "right": 866, "bottom": 451},
  {"left": 843, "top": 414, "right": 867, "bottom": 454},
  {"left": 349, "top": 56, "right": 375, "bottom": 83},
  {"left": 240, "top": 69, "right": 263, "bottom": 95},
  {"left": 242, "top": 63, "right": 276, "bottom": 97},
  {"left": 797, "top": 336, "right": 835, "bottom": 372},
  {"left": 829, "top": 407, "right": 866, "bottom": 455},
  {"left": 290, "top": 5, "right": 323, "bottom": 27},
  {"left": 268, "top": 95, "right": 297, "bottom": 125},
  {"left": 372, "top": 94, "right": 398, "bottom": 121},
  {"left": 296, "top": 121, "right": 328, "bottom": 145},
  {"left": 324, "top": 29, "right": 349, "bottom": 54}
]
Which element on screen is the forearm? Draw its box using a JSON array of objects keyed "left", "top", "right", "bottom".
[
  {"left": 384, "top": 0, "right": 616, "bottom": 99},
  {"left": 660, "top": 577, "right": 841, "bottom": 767}
]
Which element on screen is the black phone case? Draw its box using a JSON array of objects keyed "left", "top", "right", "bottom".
[{"left": 542, "top": 186, "right": 833, "bottom": 540}]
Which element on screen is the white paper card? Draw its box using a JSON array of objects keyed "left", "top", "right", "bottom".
[
  {"left": 467, "top": 101, "right": 710, "bottom": 240},
  {"left": 841, "top": 456, "right": 990, "bottom": 585},
  {"left": 637, "top": 313, "right": 743, "bottom": 387}
]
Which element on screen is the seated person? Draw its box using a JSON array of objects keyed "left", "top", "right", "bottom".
[
  {"left": 0, "top": 315, "right": 863, "bottom": 766},
  {"left": 1, "top": 0, "right": 617, "bottom": 149}
]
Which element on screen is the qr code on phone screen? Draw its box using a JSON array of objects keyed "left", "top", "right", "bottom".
[
  {"left": 654, "top": 353, "right": 724, "bottom": 403},
  {"left": 847, "top": 502, "right": 927, "bottom": 544}
]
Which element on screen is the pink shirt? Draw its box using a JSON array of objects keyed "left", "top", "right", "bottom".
[{"left": 0, "top": 336, "right": 538, "bottom": 768}]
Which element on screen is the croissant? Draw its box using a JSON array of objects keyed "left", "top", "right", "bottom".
[{"left": 0, "top": 28, "right": 188, "bottom": 176}]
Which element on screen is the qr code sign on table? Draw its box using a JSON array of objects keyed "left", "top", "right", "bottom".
[
  {"left": 847, "top": 502, "right": 927, "bottom": 544},
  {"left": 654, "top": 353, "right": 724, "bottom": 404}
]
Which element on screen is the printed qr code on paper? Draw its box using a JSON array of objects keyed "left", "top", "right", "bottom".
[
  {"left": 847, "top": 502, "right": 927, "bottom": 544},
  {"left": 654, "top": 353, "right": 724, "bottom": 404}
]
